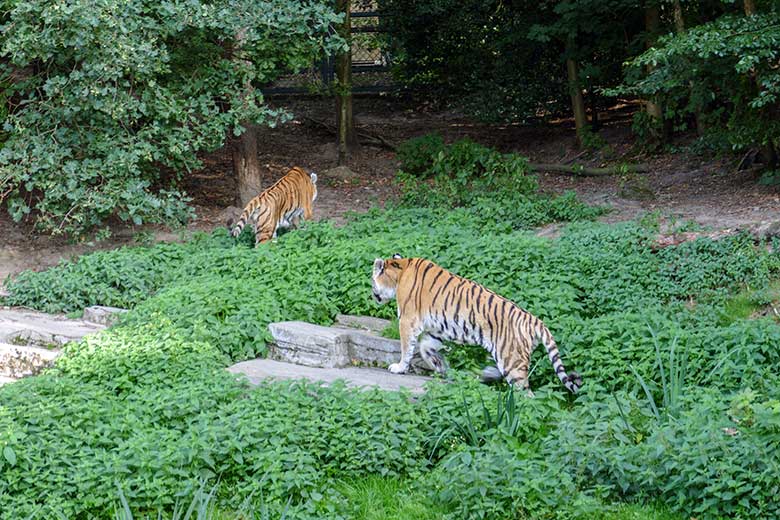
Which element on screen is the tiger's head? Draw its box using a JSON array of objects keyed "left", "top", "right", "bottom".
[{"left": 371, "top": 253, "right": 405, "bottom": 304}]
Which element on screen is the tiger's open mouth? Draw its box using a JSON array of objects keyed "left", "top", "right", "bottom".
[{"left": 372, "top": 291, "right": 382, "bottom": 303}]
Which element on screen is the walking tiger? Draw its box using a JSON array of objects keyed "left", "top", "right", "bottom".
[
  {"left": 371, "top": 255, "right": 582, "bottom": 395},
  {"left": 229, "top": 167, "right": 317, "bottom": 246}
]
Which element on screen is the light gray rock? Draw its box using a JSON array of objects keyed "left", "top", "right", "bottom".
[
  {"left": 268, "top": 320, "right": 429, "bottom": 373},
  {"left": 82, "top": 305, "right": 128, "bottom": 326},
  {"left": 0, "top": 375, "right": 17, "bottom": 386},
  {"left": 0, "top": 342, "right": 60, "bottom": 378},
  {"left": 268, "top": 322, "right": 351, "bottom": 368},
  {"left": 335, "top": 314, "right": 391, "bottom": 334},
  {"left": 227, "top": 358, "right": 434, "bottom": 394},
  {"left": 0, "top": 308, "right": 105, "bottom": 348}
]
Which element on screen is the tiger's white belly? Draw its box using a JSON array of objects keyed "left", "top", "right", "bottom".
[{"left": 278, "top": 207, "right": 304, "bottom": 229}]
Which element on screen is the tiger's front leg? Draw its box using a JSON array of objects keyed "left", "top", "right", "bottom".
[{"left": 389, "top": 317, "right": 422, "bottom": 374}]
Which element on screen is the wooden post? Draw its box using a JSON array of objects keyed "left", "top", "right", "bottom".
[
  {"left": 232, "top": 28, "right": 262, "bottom": 206},
  {"left": 335, "top": 0, "right": 356, "bottom": 165}
]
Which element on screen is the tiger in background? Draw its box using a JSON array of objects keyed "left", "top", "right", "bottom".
[
  {"left": 228, "top": 167, "right": 317, "bottom": 246},
  {"left": 371, "top": 255, "right": 582, "bottom": 395}
]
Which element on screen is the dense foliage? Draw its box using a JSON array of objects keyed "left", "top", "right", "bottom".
[
  {"left": 378, "top": 0, "right": 571, "bottom": 122},
  {"left": 381, "top": 0, "right": 780, "bottom": 161},
  {"left": 3, "top": 151, "right": 780, "bottom": 517},
  {"left": 620, "top": 11, "right": 780, "bottom": 157},
  {"left": 395, "top": 136, "right": 604, "bottom": 227},
  {"left": 0, "top": 0, "right": 341, "bottom": 235}
]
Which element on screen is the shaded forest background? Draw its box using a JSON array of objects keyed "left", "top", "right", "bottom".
[{"left": 0, "top": 0, "right": 778, "bottom": 237}]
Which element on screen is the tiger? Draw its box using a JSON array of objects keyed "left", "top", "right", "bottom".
[
  {"left": 228, "top": 167, "right": 317, "bottom": 246},
  {"left": 371, "top": 255, "right": 582, "bottom": 395}
]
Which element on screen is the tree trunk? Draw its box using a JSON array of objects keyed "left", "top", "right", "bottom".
[
  {"left": 672, "top": 0, "right": 685, "bottom": 33},
  {"left": 232, "top": 27, "right": 262, "bottom": 207},
  {"left": 233, "top": 125, "right": 262, "bottom": 206},
  {"left": 335, "top": 0, "right": 357, "bottom": 165},
  {"left": 565, "top": 47, "right": 587, "bottom": 148},
  {"left": 744, "top": 0, "right": 757, "bottom": 15},
  {"left": 671, "top": 0, "right": 705, "bottom": 135},
  {"left": 644, "top": 6, "right": 664, "bottom": 134}
]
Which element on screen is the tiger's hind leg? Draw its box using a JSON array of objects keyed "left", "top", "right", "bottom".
[
  {"left": 254, "top": 220, "right": 276, "bottom": 246},
  {"left": 419, "top": 334, "right": 447, "bottom": 375}
]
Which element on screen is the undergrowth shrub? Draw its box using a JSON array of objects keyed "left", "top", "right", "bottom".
[
  {"left": 396, "top": 133, "right": 445, "bottom": 177},
  {"left": 2, "top": 179, "right": 780, "bottom": 519},
  {"left": 395, "top": 138, "right": 538, "bottom": 208}
]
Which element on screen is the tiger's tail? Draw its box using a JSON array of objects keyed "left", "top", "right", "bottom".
[{"left": 538, "top": 324, "right": 581, "bottom": 393}]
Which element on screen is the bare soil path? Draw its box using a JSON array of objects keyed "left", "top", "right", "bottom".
[{"left": 2, "top": 97, "right": 778, "bottom": 283}]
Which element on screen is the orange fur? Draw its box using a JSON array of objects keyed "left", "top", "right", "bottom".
[
  {"left": 230, "top": 167, "right": 317, "bottom": 246},
  {"left": 371, "top": 256, "right": 581, "bottom": 394}
]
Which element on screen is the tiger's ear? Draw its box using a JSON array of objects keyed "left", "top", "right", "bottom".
[
  {"left": 392, "top": 253, "right": 403, "bottom": 259},
  {"left": 373, "top": 258, "right": 385, "bottom": 274},
  {"left": 310, "top": 172, "right": 318, "bottom": 184}
]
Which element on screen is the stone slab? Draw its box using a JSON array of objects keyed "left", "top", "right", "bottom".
[
  {"left": 82, "top": 305, "right": 128, "bottom": 326},
  {"left": 0, "top": 308, "right": 105, "bottom": 348},
  {"left": 0, "top": 375, "right": 16, "bottom": 387},
  {"left": 268, "top": 321, "right": 351, "bottom": 368},
  {"left": 0, "top": 342, "right": 60, "bottom": 378},
  {"left": 227, "top": 358, "right": 433, "bottom": 393},
  {"left": 268, "top": 320, "right": 428, "bottom": 372},
  {"left": 334, "top": 314, "right": 391, "bottom": 334}
]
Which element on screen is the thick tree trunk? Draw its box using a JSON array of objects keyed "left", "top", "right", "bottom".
[
  {"left": 744, "top": 0, "right": 757, "bottom": 15},
  {"left": 335, "top": 0, "right": 357, "bottom": 165},
  {"left": 232, "top": 28, "right": 262, "bottom": 206},
  {"left": 566, "top": 51, "right": 587, "bottom": 148},
  {"left": 233, "top": 125, "right": 262, "bottom": 206}
]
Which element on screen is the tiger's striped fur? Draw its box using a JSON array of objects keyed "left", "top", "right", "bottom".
[
  {"left": 229, "top": 167, "right": 317, "bottom": 246},
  {"left": 371, "top": 255, "right": 582, "bottom": 394}
]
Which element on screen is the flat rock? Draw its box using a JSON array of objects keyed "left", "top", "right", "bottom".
[
  {"left": 82, "top": 305, "right": 128, "bottom": 326},
  {"left": 227, "top": 358, "right": 433, "bottom": 393},
  {"left": 268, "top": 321, "right": 428, "bottom": 372},
  {"left": 335, "top": 314, "right": 391, "bottom": 334},
  {"left": 0, "top": 342, "right": 60, "bottom": 378},
  {"left": 0, "top": 375, "right": 17, "bottom": 387},
  {"left": 0, "top": 308, "right": 105, "bottom": 348}
]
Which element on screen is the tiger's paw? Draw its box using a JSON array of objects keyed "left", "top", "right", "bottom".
[{"left": 388, "top": 363, "right": 407, "bottom": 374}]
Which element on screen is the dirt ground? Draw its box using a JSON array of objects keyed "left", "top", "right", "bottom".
[{"left": 2, "top": 96, "right": 779, "bottom": 283}]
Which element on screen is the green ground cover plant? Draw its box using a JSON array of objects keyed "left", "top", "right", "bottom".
[{"left": 2, "top": 143, "right": 780, "bottom": 519}]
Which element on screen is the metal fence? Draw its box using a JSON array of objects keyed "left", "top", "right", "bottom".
[{"left": 262, "top": 2, "right": 396, "bottom": 95}]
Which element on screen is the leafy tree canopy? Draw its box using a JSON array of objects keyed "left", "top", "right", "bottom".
[{"left": 0, "top": 0, "right": 342, "bottom": 235}]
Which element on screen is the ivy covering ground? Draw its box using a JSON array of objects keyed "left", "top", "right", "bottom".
[{"left": 2, "top": 148, "right": 780, "bottom": 519}]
